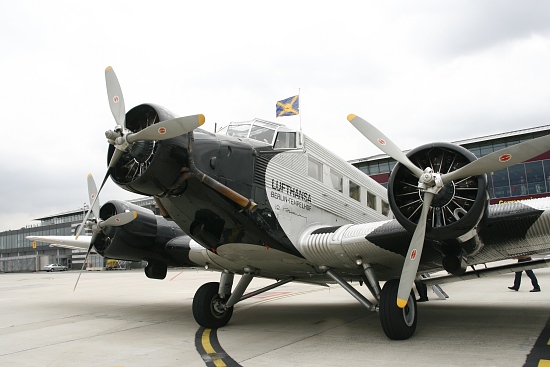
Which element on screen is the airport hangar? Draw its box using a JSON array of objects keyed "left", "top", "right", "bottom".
[{"left": 1, "top": 124, "right": 550, "bottom": 272}]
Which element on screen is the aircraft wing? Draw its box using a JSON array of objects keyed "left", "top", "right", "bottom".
[
  {"left": 298, "top": 197, "right": 550, "bottom": 282},
  {"left": 26, "top": 235, "right": 92, "bottom": 251}
]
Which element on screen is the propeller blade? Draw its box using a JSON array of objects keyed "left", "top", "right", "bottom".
[
  {"left": 396, "top": 192, "right": 434, "bottom": 308},
  {"left": 75, "top": 204, "right": 93, "bottom": 240},
  {"left": 74, "top": 241, "right": 94, "bottom": 291},
  {"left": 442, "top": 132, "right": 550, "bottom": 184},
  {"left": 98, "top": 211, "right": 138, "bottom": 229},
  {"left": 74, "top": 212, "right": 136, "bottom": 291},
  {"left": 347, "top": 114, "right": 424, "bottom": 178},
  {"left": 105, "top": 66, "right": 126, "bottom": 127},
  {"left": 126, "top": 114, "right": 205, "bottom": 144},
  {"left": 76, "top": 171, "right": 109, "bottom": 240},
  {"left": 87, "top": 174, "right": 100, "bottom": 220},
  {"left": 108, "top": 148, "right": 124, "bottom": 169},
  {"left": 75, "top": 176, "right": 105, "bottom": 240}
]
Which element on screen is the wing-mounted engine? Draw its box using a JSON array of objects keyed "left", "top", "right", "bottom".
[
  {"left": 93, "top": 200, "right": 195, "bottom": 278},
  {"left": 349, "top": 111, "right": 550, "bottom": 312},
  {"left": 107, "top": 104, "right": 192, "bottom": 197},
  {"left": 388, "top": 143, "right": 489, "bottom": 243},
  {"left": 388, "top": 143, "right": 489, "bottom": 275}
]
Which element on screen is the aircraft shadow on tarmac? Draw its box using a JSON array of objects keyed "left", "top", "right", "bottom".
[{"left": 43, "top": 295, "right": 547, "bottom": 342}]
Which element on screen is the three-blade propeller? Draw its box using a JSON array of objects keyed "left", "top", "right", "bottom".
[
  {"left": 347, "top": 114, "right": 550, "bottom": 307},
  {"left": 74, "top": 66, "right": 205, "bottom": 290},
  {"left": 104, "top": 66, "right": 205, "bottom": 169},
  {"left": 76, "top": 66, "right": 205, "bottom": 239},
  {"left": 74, "top": 174, "right": 137, "bottom": 291}
]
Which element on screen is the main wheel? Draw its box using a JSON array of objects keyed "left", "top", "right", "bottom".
[
  {"left": 192, "top": 282, "right": 233, "bottom": 328},
  {"left": 379, "top": 279, "right": 417, "bottom": 340}
]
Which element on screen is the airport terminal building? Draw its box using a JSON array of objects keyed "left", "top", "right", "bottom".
[
  {"left": 0, "top": 198, "right": 159, "bottom": 272},
  {"left": 1, "top": 124, "right": 550, "bottom": 272}
]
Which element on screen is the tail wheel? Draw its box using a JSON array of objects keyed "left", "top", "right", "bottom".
[
  {"left": 192, "top": 282, "right": 233, "bottom": 328},
  {"left": 379, "top": 279, "right": 417, "bottom": 340}
]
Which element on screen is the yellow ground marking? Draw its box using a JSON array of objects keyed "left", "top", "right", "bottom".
[
  {"left": 538, "top": 360, "right": 550, "bottom": 367},
  {"left": 201, "top": 328, "right": 226, "bottom": 367}
]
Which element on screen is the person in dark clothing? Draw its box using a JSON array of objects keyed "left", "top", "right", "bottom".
[
  {"left": 415, "top": 280, "right": 429, "bottom": 302},
  {"left": 508, "top": 256, "right": 541, "bottom": 292}
]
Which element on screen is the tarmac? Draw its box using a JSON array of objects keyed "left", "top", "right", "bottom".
[{"left": 1, "top": 265, "right": 549, "bottom": 367}]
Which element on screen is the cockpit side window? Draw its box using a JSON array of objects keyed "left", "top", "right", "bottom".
[
  {"left": 274, "top": 131, "right": 297, "bottom": 149},
  {"left": 249, "top": 125, "right": 276, "bottom": 144},
  {"left": 227, "top": 124, "right": 251, "bottom": 138}
]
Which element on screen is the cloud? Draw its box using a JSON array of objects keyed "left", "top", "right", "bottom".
[{"left": 1, "top": 0, "right": 550, "bottom": 231}]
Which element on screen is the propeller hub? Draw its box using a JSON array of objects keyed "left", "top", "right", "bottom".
[
  {"left": 418, "top": 168, "right": 435, "bottom": 190},
  {"left": 430, "top": 181, "right": 456, "bottom": 208}
]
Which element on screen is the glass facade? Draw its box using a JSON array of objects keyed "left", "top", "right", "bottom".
[{"left": 0, "top": 198, "right": 159, "bottom": 270}]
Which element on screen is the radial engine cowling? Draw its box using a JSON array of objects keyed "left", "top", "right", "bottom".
[
  {"left": 107, "top": 104, "right": 190, "bottom": 197},
  {"left": 93, "top": 200, "right": 192, "bottom": 267},
  {"left": 388, "top": 143, "right": 489, "bottom": 243}
]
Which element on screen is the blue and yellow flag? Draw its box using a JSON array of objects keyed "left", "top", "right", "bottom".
[{"left": 276, "top": 95, "right": 299, "bottom": 117}]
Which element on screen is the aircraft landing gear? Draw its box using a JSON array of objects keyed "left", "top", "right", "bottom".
[
  {"left": 379, "top": 279, "right": 417, "bottom": 340},
  {"left": 321, "top": 262, "right": 417, "bottom": 340},
  {"left": 192, "top": 268, "right": 295, "bottom": 329},
  {"left": 192, "top": 282, "right": 234, "bottom": 328}
]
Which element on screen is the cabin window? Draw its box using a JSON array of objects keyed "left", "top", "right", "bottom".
[
  {"left": 349, "top": 180, "right": 360, "bottom": 202},
  {"left": 382, "top": 200, "right": 390, "bottom": 216},
  {"left": 308, "top": 157, "right": 323, "bottom": 181},
  {"left": 367, "top": 191, "right": 376, "bottom": 210},
  {"left": 274, "top": 131, "right": 297, "bottom": 149},
  {"left": 330, "top": 169, "right": 343, "bottom": 192}
]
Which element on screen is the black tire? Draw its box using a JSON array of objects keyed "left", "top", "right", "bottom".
[
  {"left": 192, "top": 282, "right": 233, "bottom": 328},
  {"left": 379, "top": 279, "right": 417, "bottom": 340}
]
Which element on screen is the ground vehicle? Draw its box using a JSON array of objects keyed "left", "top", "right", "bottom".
[{"left": 44, "top": 264, "right": 67, "bottom": 272}]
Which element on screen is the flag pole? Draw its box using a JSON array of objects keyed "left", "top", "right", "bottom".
[{"left": 299, "top": 88, "right": 303, "bottom": 146}]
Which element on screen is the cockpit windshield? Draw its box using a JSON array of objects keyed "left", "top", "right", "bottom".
[{"left": 222, "top": 119, "right": 301, "bottom": 150}]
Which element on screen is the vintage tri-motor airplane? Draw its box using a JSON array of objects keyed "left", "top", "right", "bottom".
[{"left": 29, "top": 67, "right": 550, "bottom": 340}]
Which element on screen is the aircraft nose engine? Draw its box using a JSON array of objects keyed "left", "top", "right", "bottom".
[
  {"left": 107, "top": 103, "right": 193, "bottom": 196},
  {"left": 388, "top": 142, "right": 489, "bottom": 242}
]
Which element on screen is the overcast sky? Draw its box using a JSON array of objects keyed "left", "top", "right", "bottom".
[{"left": 1, "top": 1, "right": 550, "bottom": 231}]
